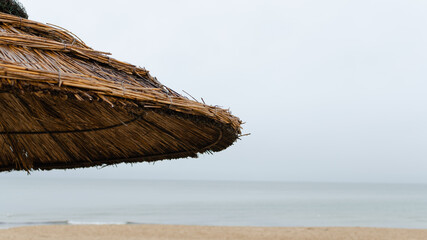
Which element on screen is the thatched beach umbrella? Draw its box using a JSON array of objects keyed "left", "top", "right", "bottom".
[{"left": 0, "top": 4, "right": 242, "bottom": 172}]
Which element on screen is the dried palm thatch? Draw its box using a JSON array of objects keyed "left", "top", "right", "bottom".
[{"left": 0, "top": 13, "right": 242, "bottom": 172}]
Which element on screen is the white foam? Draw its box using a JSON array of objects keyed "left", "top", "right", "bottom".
[{"left": 67, "top": 220, "right": 128, "bottom": 225}]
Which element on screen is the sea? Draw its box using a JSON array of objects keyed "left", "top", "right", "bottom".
[{"left": 1, "top": 178, "right": 427, "bottom": 229}]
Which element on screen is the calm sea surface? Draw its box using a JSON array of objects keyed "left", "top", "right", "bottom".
[{"left": 1, "top": 178, "right": 427, "bottom": 229}]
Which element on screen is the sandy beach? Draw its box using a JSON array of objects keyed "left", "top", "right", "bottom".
[{"left": 1, "top": 225, "right": 427, "bottom": 240}]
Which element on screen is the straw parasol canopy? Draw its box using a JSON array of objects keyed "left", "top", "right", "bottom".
[{"left": 0, "top": 9, "right": 242, "bottom": 172}]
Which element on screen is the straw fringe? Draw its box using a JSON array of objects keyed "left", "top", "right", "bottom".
[
  {"left": 0, "top": 13, "right": 240, "bottom": 129},
  {"left": 0, "top": 12, "right": 242, "bottom": 172}
]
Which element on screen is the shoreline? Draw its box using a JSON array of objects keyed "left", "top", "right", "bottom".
[{"left": 1, "top": 225, "right": 427, "bottom": 240}]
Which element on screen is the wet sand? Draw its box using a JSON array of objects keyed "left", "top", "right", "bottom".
[{"left": 1, "top": 225, "right": 427, "bottom": 240}]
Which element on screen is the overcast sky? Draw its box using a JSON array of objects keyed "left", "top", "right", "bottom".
[{"left": 4, "top": 0, "right": 427, "bottom": 183}]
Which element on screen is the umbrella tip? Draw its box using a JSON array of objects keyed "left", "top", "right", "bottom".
[{"left": 0, "top": 0, "right": 28, "bottom": 19}]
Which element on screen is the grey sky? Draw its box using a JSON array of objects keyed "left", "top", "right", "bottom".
[{"left": 4, "top": 0, "right": 427, "bottom": 183}]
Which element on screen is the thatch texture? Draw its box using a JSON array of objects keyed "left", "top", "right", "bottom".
[{"left": 0, "top": 13, "right": 242, "bottom": 172}]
